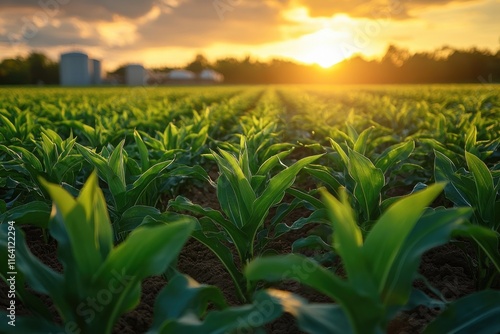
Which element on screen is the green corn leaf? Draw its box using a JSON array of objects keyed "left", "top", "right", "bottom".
[
  {"left": 353, "top": 126, "right": 374, "bottom": 155},
  {"left": 0, "top": 224, "right": 70, "bottom": 320},
  {"left": 167, "top": 196, "right": 250, "bottom": 277},
  {"left": 40, "top": 173, "right": 105, "bottom": 276},
  {"left": 374, "top": 140, "right": 415, "bottom": 173},
  {"left": 245, "top": 254, "right": 383, "bottom": 332},
  {"left": 212, "top": 149, "right": 255, "bottom": 222},
  {"left": 0, "top": 314, "right": 65, "bottom": 334},
  {"left": 134, "top": 129, "right": 150, "bottom": 171},
  {"left": 78, "top": 172, "right": 114, "bottom": 261},
  {"left": 255, "top": 148, "right": 293, "bottom": 176},
  {"left": 346, "top": 123, "right": 359, "bottom": 142},
  {"left": 321, "top": 189, "right": 373, "bottom": 291},
  {"left": 465, "top": 126, "right": 477, "bottom": 152},
  {"left": 465, "top": 151, "right": 496, "bottom": 227},
  {"left": 347, "top": 148, "right": 384, "bottom": 221},
  {"left": 102, "top": 219, "right": 195, "bottom": 280},
  {"left": 217, "top": 174, "right": 247, "bottom": 228},
  {"left": 264, "top": 290, "right": 352, "bottom": 334},
  {"left": 191, "top": 225, "right": 247, "bottom": 302},
  {"left": 363, "top": 183, "right": 445, "bottom": 295},
  {"left": 0, "top": 226, "right": 54, "bottom": 321},
  {"left": 125, "top": 160, "right": 173, "bottom": 209},
  {"left": 150, "top": 274, "right": 228, "bottom": 331},
  {"left": 329, "top": 138, "right": 349, "bottom": 168},
  {"left": 0, "top": 201, "right": 50, "bottom": 227},
  {"left": 94, "top": 219, "right": 195, "bottom": 331},
  {"left": 382, "top": 207, "right": 471, "bottom": 307},
  {"left": 246, "top": 254, "right": 351, "bottom": 303},
  {"left": 151, "top": 286, "right": 282, "bottom": 334},
  {"left": 453, "top": 224, "right": 500, "bottom": 273},
  {"left": 108, "top": 140, "right": 127, "bottom": 195},
  {"left": 250, "top": 154, "right": 322, "bottom": 232},
  {"left": 239, "top": 137, "right": 252, "bottom": 181},
  {"left": 434, "top": 151, "right": 472, "bottom": 207},
  {"left": 115, "top": 205, "right": 162, "bottom": 236},
  {"left": 76, "top": 143, "right": 113, "bottom": 181},
  {"left": 304, "top": 165, "right": 342, "bottom": 197},
  {"left": 0, "top": 114, "right": 17, "bottom": 135},
  {"left": 423, "top": 290, "right": 500, "bottom": 334},
  {"left": 286, "top": 187, "right": 324, "bottom": 210},
  {"left": 0, "top": 145, "right": 43, "bottom": 172}
]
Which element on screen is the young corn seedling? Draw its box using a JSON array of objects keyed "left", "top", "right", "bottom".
[
  {"left": 76, "top": 139, "right": 210, "bottom": 226},
  {"left": 304, "top": 125, "right": 415, "bottom": 225},
  {"left": 0, "top": 128, "right": 84, "bottom": 227},
  {"left": 0, "top": 108, "right": 39, "bottom": 147},
  {"left": 140, "top": 119, "right": 209, "bottom": 166},
  {"left": 0, "top": 128, "right": 83, "bottom": 192},
  {"left": 169, "top": 136, "right": 322, "bottom": 302},
  {"left": 0, "top": 172, "right": 195, "bottom": 334},
  {"left": 435, "top": 149, "right": 500, "bottom": 288},
  {"left": 244, "top": 184, "right": 500, "bottom": 334}
]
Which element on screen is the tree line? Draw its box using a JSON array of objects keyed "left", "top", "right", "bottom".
[{"left": 1, "top": 44, "right": 499, "bottom": 85}]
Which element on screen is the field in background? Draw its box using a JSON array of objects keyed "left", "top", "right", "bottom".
[{"left": 0, "top": 84, "right": 499, "bottom": 333}]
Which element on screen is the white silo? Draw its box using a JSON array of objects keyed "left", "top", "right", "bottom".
[
  {"left": 126, "top": 64, "right": 146, "bottom": 86},
  {"left": 90, "top": 59, "right": 102, "bottom": 85},
  {"left": 60, "top": 52, "right": 91, "bottom": 86}
]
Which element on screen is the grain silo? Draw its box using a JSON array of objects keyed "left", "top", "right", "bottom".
[
  {"left": 60, "top": 52, "right": 91, "bottom": 86},
  {"left": 90, "top": 59, "right": 102, "bottom": 85},
  {"left": 126, "top": 64, "right": 146, "bottom": 86}
]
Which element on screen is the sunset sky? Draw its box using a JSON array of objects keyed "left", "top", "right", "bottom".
[{"left": 0, "top": 0, "right": 498, "bottom": 70}]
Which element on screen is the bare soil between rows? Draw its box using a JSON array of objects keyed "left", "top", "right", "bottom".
[{"left": 0, "top": 183, "right": 495, "bottom": 333}]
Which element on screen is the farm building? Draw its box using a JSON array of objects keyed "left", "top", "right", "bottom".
[
  {"left": 167, "top": 69, "right": 196, "bottom": 80},
  {"left": 126, "top": 64, "right": 146, "bottom": 86},
  {"left": 89, "top": 59, "right": 102, "bottom": 85},
  {"left": 200, "top": 69, "right": 224, "bottom": 83},
  {"left": 59, "top": 52, "right": 101, "bottom": 86},
  {"left": 147, "top": 69, "right": 224, "bottom": 85}
]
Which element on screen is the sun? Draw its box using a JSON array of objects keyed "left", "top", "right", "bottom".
[
  {"left": 303, "top": 44, "right": 347, "bottom": 68},
  {"left": 292, "top": 28, "right": 353, "bottom": 68}
]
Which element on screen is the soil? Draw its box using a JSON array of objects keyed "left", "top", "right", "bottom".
[{"left": 1, "top": 182, "right": 497, "bottom": 334}]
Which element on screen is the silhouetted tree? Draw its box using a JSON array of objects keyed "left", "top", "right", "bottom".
[{"left": 185, "top": 54, "right": 209, "bottom": 74}]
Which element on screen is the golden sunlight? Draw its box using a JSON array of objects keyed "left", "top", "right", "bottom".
[{"left": 291, "top": 28, "right": 354, "bottom": 68}]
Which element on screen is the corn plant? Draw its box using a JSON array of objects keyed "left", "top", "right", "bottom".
[
  {"left": 0, "top": 172, "right": 195, "bottom": 334},
  {"left": 0, "top": 128, "right": 83, "bottom": 192},
  {"left": 243, "top": 184, "right": 500, "bottom": 333},
  {"left": 305, "top": 126, "right": 415, "bottom": 224},
  {"left": 0, "top": 108, "right": 39, "bottom": 147},
  {"left": 139, "top": 117, "right": 209, "bottom": 166},
  {"left": 435, "top": 150, "right": 500, "bottom": 287},
  {"left": 0, "top": 129, "right": 84, "bottom": 225},
  {"left": 76, "top": 139, "right": 210, "bottom": 225},
  {"left": 169, "top": 137, "right": 321, "bottom": 301}
]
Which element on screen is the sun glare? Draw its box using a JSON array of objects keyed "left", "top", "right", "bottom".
[{"left": 292, "top": 28, "right": 353, "bottom": 68}]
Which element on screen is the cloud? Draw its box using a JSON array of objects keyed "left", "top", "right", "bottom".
[
  {"left": 0, "top": 0, "right": 157, "bottom": 21},
  {"left": 295, "top": 0, "right": 480, "bottom": 19},
  {"left": 0, "top": 0, "right": 288, "bottom": 49},
  {"left": 117, "top": 0, "right": 288, "bottom": 49}
]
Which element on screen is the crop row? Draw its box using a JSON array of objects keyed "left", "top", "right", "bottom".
[{"left": 0, "top": 85, "right": 499, "bottom": 333}]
